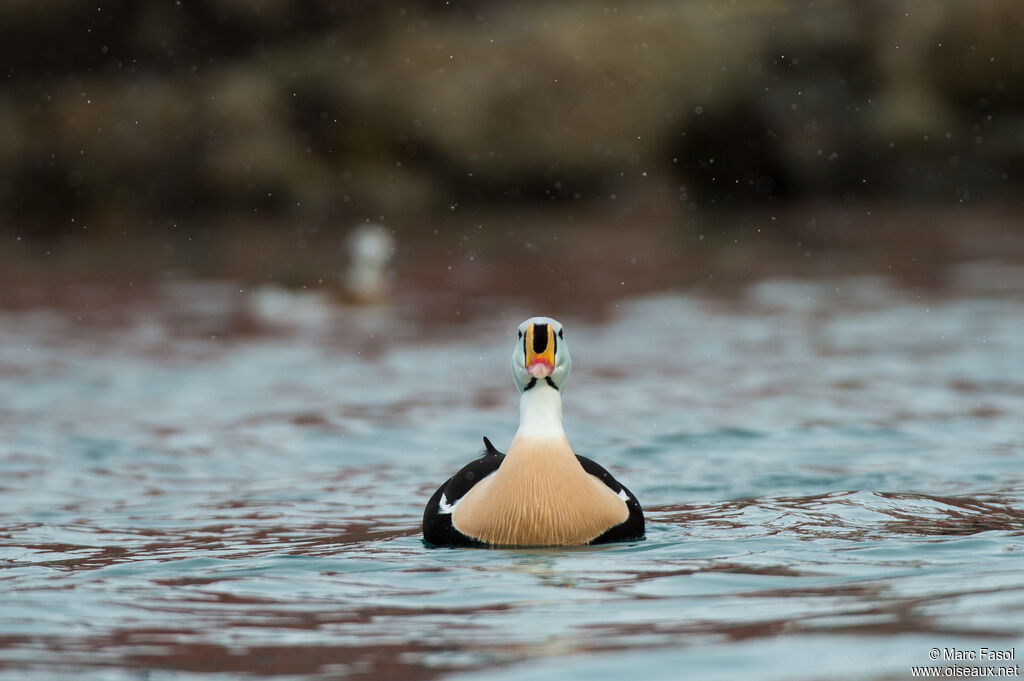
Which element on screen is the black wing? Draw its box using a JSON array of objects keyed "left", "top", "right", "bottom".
[
  {"left": 576, "top": 454, "right": 645, "bottom": 544},
  {"left": 422, "top": 437, "right": 504, "bottom": 547}
]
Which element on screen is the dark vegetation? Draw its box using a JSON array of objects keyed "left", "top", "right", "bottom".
[{"left": 1, "top": 0, "right": 1022, "bottom": 278}]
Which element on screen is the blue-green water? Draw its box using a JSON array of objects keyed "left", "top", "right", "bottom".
[{"left": 2, "top": 269, "right": 1023, "bottom": 680}]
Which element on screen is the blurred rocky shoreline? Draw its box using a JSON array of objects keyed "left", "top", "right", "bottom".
[
  {"left": 5, "top": 2, "right": 1023, "bottom": 223},
  {"left": 1, "top": 1, "right": 1022, "bottom": 291}
]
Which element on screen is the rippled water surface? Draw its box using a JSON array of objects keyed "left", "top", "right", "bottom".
[{"left": 2, "top": 267, "right": 1023, "bottom": 680}]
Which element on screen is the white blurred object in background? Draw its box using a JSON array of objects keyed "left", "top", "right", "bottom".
[{"left": 345, "top": 223, "right": 395, "bottom": 305}]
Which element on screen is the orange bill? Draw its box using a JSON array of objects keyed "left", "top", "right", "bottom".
[{"left": 525, "top": 323, "right": 555, "bottom": 378}]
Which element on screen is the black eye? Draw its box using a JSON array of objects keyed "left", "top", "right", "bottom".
[
  {"left": 518, "top": 330, "right": 523, "bottom": 339},
  {"left": 558, "top": 329, "right": 564, "bottom": 339}
]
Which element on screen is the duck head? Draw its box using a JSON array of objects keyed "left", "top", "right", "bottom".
[{"left": 511, "top": 316, "right": 571, "bottom": 393}]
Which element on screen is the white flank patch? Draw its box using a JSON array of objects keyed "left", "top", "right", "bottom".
[{"left": 438, "top": 470, "right": 498, "bottom": 515}]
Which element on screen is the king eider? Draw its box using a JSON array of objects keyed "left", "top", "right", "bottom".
[{"left": 423, "top": 316, "right": 645, "bottom": 547}]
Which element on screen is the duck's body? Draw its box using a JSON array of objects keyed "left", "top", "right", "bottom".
[
  {"left": 423, "top": 317, "right": 645, "bottom": 548},
  {"left": 422, "top": 436, "right": 645, "bottom": 547}
]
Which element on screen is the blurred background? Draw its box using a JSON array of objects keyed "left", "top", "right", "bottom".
[{"left": 3, "top": 0, "right": 1022, "bottom": 305}]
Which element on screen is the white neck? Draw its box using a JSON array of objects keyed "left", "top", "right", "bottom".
[{"left": 514, "top": 384, "right": 566, "bottom": 441}]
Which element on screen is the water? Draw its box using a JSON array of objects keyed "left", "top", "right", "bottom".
[{"left": 2, "top": 268, "right": 1023, "bottom": 680}]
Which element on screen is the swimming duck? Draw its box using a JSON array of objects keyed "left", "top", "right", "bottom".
[{"left": 423, "top": 316, "right": 644, "bottom": 547}]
